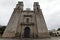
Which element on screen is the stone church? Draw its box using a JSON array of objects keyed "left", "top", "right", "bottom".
[{"left": 2, "top": 1, "right": 50, "bottom": 38}]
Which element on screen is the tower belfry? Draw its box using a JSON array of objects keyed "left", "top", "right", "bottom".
[{"left": 2, "top": 1, "right": 50, "bottom": 38}]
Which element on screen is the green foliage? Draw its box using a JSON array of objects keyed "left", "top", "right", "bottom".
[
  {"left": 0, "top": 26, "right": 6, "bottom": 34},
  {"left": 57, "top": 28, "right": 60, "bottom": 31}
]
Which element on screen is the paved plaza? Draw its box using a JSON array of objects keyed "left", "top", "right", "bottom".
[{"left": 0, "top": 37, "right": 60, "bottom": 40}]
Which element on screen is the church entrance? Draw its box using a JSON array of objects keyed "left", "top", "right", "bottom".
[{"left": 24, "top": 27, "right": 30, "bottom": 38}]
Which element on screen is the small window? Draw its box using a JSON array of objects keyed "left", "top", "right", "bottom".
[{"left": 26, "top": 18, "right": 29, "bottom": 23}]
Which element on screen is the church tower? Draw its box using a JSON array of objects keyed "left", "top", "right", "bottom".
[{"left": 2, "top": 1, "right": 50, "bottom": 38}]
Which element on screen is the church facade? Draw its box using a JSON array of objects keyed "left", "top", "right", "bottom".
[{"left": 2, "top": 1, "right": 50, "bottom": 38}]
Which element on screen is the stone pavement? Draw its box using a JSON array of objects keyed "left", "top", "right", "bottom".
[{"left": 0, "top": 37, "right": 60, "bottom": 40}]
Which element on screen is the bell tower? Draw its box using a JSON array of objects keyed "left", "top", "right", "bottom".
[
  {"left": 2, "top": 1, "right": 23, "bottom": 38},
  {"left": 34, "top": 2, "right": 50, "bottom": 38}
]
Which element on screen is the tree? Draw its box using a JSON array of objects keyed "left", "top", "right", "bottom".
[
  {"left": 57, "top": 28, "right": 60, "bottom": 31},
  {"left": 0, "top": 26, "right": 6, "bottom": 34}
]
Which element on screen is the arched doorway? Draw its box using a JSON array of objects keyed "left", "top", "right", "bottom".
[{"left": 24, "top": 27, "right": 30, "bottom": 38}]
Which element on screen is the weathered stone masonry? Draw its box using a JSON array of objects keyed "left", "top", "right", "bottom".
[{"left": 2, "top": 1, "right": 50, "bottom": 38}]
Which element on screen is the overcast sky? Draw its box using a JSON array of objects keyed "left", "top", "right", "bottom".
[{"left": 0, "top": 0, "right": 60, "bottom": 30}]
